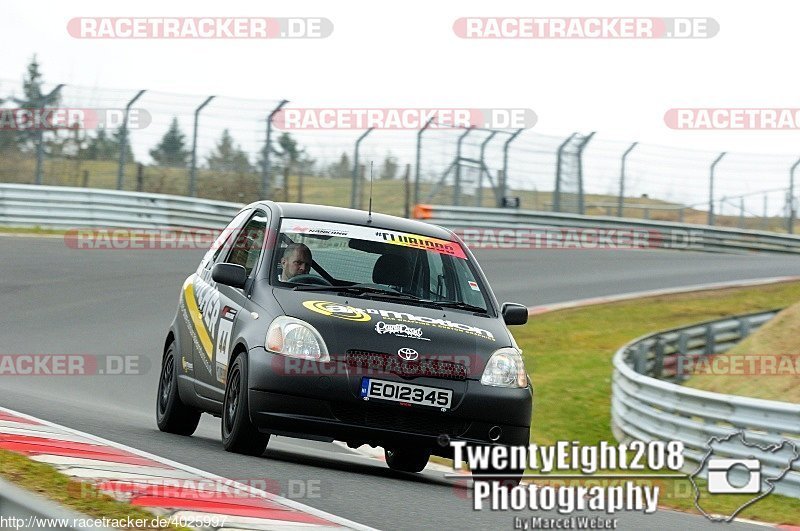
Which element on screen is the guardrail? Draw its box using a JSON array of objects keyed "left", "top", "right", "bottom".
[
  {"left": 611, "top": 310, "right": 800, "bottom": 498},
  {"left": 415, "top": 204, "right": 800, "bottom": 254},
  {"left": 0, "top": 477, "right": 109, "bottom": 531},
  {"left": 0, "top": 184, "right": 242, "bottom": 230}
]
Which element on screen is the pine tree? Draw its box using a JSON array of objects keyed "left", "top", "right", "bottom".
[
  {"left": 149, "top": 117, "right": 189, "bottom": 167},
  {"left": 12, "top": 55, "right": 61, "bottom": 150},
  {"left": 206, "top": 129, "right": 252, "bottom": 173},
  {"left": 380, "top": 152, "right": 399, "bottom": 180},
  {"left": 327, "top": 152, "right": 351, "bottom": 179}
]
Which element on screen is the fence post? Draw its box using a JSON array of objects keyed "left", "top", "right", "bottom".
[
  {"left": 188, "top": 96, "right": 215, "bottom": 197},
  {"left": 404, "top": 163, "right": 411, "bottom": 218},
  {"left": 790, "top": 157, "right": 800, "bottom": 233},
  {"left": 34, "top": 84, "right": 64, "bottom": 186},
  {"left": 708, "top": 152, "right": 726, "bottom": 226},
  {"left": 136, "top": 163, "right": 143, "bottom": 192},
  {"left": 116, "top": 89, "right": 146, "bottom": 191},
  {"left": 476, "top": 131, "right": 496, "bottom": 206},
  {"left": 351, "top": 128, "right": 374, "bottom": 209},
  {"left": 500, "top": 128, "right": 524, "bottom": 207},
  {"left": 262, "top": 99, "right": 288, "bottom": 200},
  {"left": 554, "top": 133, "right": 577, "bottom": 212},
  {"left": 453, "top": 127, "right": 473, "bottom": 207},
  {"left": 414, "top": 117, "right": 434, "bottom": 207},
  {"left": 576, "top": 132, "right": 595, "bottom": 215},
  {"left": 618, "top": 141, "right": 638, "bottom": 217}
]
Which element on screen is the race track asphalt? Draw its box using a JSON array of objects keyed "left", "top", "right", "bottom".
[{"left": 2, "top": 235, "right": 798, "bottom": 529}]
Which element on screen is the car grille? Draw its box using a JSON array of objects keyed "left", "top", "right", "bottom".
[
  {"left": 345, "top": 350, "right": 468, "bottom": 381},
  {"left": 330, "top": 403, "right": 469, "bottom": 437}
]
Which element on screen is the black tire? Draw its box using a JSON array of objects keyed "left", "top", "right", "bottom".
[
  {"left": 222, "top": 354, "right": 270, "bottom": 456},
  {"left": 156, "top": 342, "right": 201, "bottom": 436},
  {"left": 385, "top": 447, "right": 430, "bottom": 473}
]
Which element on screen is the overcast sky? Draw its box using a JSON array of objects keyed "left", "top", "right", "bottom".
[
  {"left": 1, "top": 0, "right": 798, "bottom": 153},
  {"left": 3, "top": 1, "right": 800, "bottom": 214}
]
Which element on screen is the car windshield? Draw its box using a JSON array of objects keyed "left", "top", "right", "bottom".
[{"left": 273, "top": 218, "right": 489, "bottom": 312}]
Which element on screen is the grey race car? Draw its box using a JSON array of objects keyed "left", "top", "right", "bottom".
[{"left": 156, "top": 201, "right": 532, "bottom": 482}]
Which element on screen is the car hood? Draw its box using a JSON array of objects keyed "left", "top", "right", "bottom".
[{"left": 272, "top": 289, "right": 511, "bottom": 378}]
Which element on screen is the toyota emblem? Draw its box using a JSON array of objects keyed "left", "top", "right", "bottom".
[{"left": 397, "top": 348, "right": 419, "bottom": 361}]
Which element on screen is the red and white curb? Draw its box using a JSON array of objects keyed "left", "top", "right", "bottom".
[{"left": 0, "top": 407, "right": 375, "bottom": 531}]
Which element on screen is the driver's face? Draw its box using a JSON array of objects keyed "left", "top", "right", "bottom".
[{"left": 282, "top": 249, "right": 311, "bottom": 279}]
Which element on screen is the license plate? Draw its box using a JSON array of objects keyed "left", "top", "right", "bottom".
[{"left": 360, "top": 377, "right": 452, "bottom": 410}]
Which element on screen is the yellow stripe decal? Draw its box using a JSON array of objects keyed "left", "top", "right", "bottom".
[{"left": 183, "top": 278, "right": 214, "bottom": 360}]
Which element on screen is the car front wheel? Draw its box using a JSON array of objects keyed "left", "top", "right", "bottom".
[
  {"left": 222, "top": 354, "right": 270, "bottom": 456},
  {"left": 156, "top": 341, "right": 201, "bottom": 435}
]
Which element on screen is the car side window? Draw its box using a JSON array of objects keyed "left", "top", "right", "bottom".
[
  {"left": 201, "top": 209, "right": 251, "bottom": 270},
  {"left": 225, "top": 211, "right": 269, "bottom": 277}
]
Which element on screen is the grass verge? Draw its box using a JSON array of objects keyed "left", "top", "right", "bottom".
[
  {"left": 511, "top": 280, "right": 800, "bottom": 524},
  {"left": 0, "top": 448, "right": 188, "bottom": 530}
]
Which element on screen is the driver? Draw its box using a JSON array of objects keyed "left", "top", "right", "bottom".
[{"left": 279, "top": 243, "right": 312, "bottom": 281}]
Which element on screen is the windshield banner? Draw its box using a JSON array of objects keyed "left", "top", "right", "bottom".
[{"left": 283, "top": 219, "right": 467, "bottom": 259}]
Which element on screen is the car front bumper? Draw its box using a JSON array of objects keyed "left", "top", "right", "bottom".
[{"left": 247, "top": 347, "right": 532, "bottom": 455}]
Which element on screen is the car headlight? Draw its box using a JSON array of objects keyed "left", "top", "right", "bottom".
[
  {"left": 266, "top": 316, "right": 330, "bottom": 362},
  {"left": 480, "top": 347, "right": 527, "bottom": 388}
]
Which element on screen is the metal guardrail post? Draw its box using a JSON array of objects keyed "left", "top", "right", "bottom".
[
  {"left": 554, "top": 133, "right": 577, "bottom": 213},
  {"left": 188, "top": 96, "right": 215, "bottom": 197},
  {"left": 634, "top": 342, "right": 648, "bottom": 374},
  {"left": 653, "top": 339, "right": 665, "bottom": 379},
  {"left": 414, "top": 117, "right": 434, "bottom": 207},
  {"left": 350, "top": 128, "right": 374, "bottom": 209},
  {"left": 738, "top": 317, "right": 751, "bottom": 339},
  {"left": 618, "top": 141, "right": 638, "bottom": 217},
  {"left": 453, "top": 127, "right": 473, "bottom": 207},
  {"left": 34, "top": 84, "right": 64, "bottom": 186},
  {"left": 708, "top": 152, "right": 726, "bottom": 226},
  {"left": 704, "top": 324, "right": 715, "bottom": 354},
  {"left": 262, "top": 99, "right": 289, "bottom": 200},
  {"left": 789, "top": 157, "right": 800, "bottom": 234},
  {"left": 500, "top": 128, "right": 524, "bottom": 207},
  {"left": 116, "top": 89, "right": 146, "bottom": 191}
]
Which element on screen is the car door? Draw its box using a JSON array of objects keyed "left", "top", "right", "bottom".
[
  {"left": 194, "top": 209, "right": 270, "bottom": 400},
  {"left": 189, "top": 209, "right": 251, "bottom": 398}
]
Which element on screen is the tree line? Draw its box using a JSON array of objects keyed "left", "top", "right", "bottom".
[{"left": 1, "top": 56, "right": 403, "bottom": 180}]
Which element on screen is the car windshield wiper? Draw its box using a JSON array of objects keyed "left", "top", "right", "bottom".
[
  {"left": 292, "top": 284, "right": 443, "bottom": 307},
  {"left": 433, "top": 301, "right": 488, "bottom": 314}
]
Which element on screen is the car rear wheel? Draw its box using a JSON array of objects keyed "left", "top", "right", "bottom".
[
  {"left": 385, "top": 447, "right": 430, "bottom": 473},
  {"left": 156, "top": 342, "right": 201, "bottom": 435},
  {"left": 222, "top": 354, "right": 270, "bottom": 456}
]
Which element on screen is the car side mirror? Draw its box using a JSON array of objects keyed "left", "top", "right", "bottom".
[
  {"left": 211, "top": 263, "right": 247, "bottom": 289},
  {"left": 501, "top": 302, "right": 528, "bottom": 326}
]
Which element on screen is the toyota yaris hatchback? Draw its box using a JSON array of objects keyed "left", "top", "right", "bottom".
[{"left": 157, "top": 201, "right": 532, "bottom": 481}]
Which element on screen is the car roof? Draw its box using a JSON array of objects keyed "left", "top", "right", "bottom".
[{"left": 247, "top": 201, "right": 456, "bottom": 241}]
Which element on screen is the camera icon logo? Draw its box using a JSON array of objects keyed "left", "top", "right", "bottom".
[{"left": 707, "top": 458, "right": 761, "bottom": 494}]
